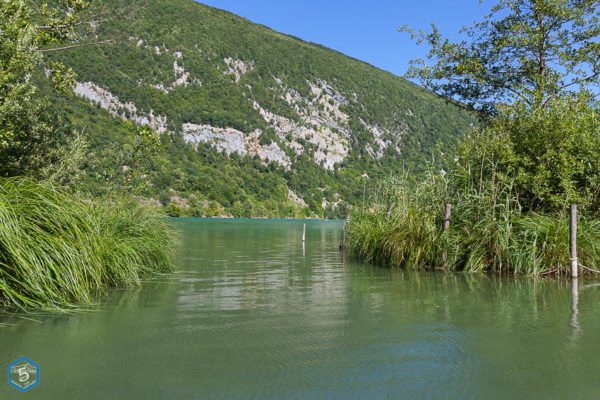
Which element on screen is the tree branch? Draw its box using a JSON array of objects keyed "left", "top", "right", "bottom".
[{"left": 40, "top": 40, "right": 113, "bottom": 53}]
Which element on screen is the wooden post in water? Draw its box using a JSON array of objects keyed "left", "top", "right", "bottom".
[
  {"left": 444, "top": 204, "right": 452, "bottom": 231},
  {"left": 339, "top": 219, "right": 348, "bottom": 250},
  {"left": 570, "top": 278, "right": 580, "bottom": 336},
  {"left": 302, "top": 223, "right": 306, "bottom": 243},
  {"left": 570, "top": 204, "right": 578, "bottom": 278}
]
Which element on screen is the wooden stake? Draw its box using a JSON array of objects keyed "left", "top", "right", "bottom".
[
  {"left": 570, "top": 204, "right": 578, "bottom": 278},
  {"left": 444, "top": 204, "right": 452, "bottom": 231},
  {"left": 339, "top": 220, "right": 348, "bottom": 250},
  {"left": 302, "top": 223, "right": 306, "bottom": 243}
]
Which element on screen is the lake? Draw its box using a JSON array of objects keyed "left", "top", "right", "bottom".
[{"left": 2, "top": 219, "right": 600, "bottom": 399}]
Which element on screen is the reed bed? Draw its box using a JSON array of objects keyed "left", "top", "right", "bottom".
[
  {"left": 0, "top": 178, "right": 174, "bottom": 310},
  {"left": 347, "top": 173, "right": 600, "bottom": 276}
]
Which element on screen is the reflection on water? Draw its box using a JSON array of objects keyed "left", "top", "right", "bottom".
[
  {"left": 1, "top": 219, "right": 600, "bottom": 399},
  {"left": 570, "top": 279, "right": 581, "bottom": 341}
]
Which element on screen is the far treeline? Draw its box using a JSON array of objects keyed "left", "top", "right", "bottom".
[{"left": 349, "top": 0, "right": 600, "bottom": 276}]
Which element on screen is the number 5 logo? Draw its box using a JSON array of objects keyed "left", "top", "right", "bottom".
[
  {"left": 17, "top": 366, "right": 30, "bottom": 382},
  {"left": 8, "top": 357, "right": 40, "bottom": 392}
]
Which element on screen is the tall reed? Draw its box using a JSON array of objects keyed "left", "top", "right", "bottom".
[
  {"left": 347, "top": 171, "right": 600, "bottom": 276},
  {"left": 0, "top": 178, "right": 174, "bottom": 310}
]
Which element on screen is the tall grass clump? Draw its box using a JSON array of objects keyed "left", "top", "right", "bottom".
[{"left": 0, "top": 178, "right": 174, "bottom": 310}]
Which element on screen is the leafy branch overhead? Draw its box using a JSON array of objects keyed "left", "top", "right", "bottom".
[
  {"left": 2, "top": 0, "right": 88, "bottom": 90},
  {"left": 400, "top": 0, "right": 600, "bottom": 112},
  {"left": 2, "top": 0, "right": 147, "bottom": 88}
]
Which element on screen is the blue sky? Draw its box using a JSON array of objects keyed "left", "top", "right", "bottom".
[{"left": 195, "top": 0, "right": 490, "bottom": 77}]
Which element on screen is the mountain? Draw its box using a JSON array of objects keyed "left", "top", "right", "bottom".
[{"left": 46, "top": 0, "right": 478, "bottom": 218}]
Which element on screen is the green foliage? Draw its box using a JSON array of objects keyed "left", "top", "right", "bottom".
[
  {"left": 351, "top": 0, "right": 600, "bottom": 274},
  {"left": 0, "top": 2, "right": 175, "bottom": 310},
  {"left": 0, "top": 0, "right": 90, "bottom": 178},
  {"left": 456, "top": 95, "right": 600, "bottom": 213},
  {"left": 349, "top": 91, "right": 599, "bottom": 275},
  {"left": 0, "top": 178, "right": 174, "bottom": 310},
  {"left": 401, "top": 0, "right": 599, "bottom": 111}
]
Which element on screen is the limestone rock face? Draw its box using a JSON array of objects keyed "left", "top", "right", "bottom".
[
  {"left": 182, "top": 124, "right": 291, "bottom": 170},
  {"left": 72, "top": 29, "right": 471, "bottom": 176},
  {"left": 74, "top": 81, "right": 168, "bottom": 133}
]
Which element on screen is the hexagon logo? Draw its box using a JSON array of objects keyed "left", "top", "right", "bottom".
[{"left": 8, "top": 357, "right": 40, "bottom": 392}]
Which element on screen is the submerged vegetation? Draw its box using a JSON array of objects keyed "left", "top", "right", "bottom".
[{"left": 0, "top": 178, "right": 174, "bottom": 309}]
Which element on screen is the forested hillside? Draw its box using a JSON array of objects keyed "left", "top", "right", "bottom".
[{"left": 45, "top": 0, "right": 478, "bottom": 218}]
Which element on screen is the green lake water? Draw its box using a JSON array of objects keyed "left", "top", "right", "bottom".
[{"left": 2, "top": 219, "right": 600, "bottom": 399}]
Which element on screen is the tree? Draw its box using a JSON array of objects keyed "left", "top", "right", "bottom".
[
  {"left": 0, "top": 0, "right": 98, "bottom": 178},
  {"left": 401, "top": 0, "right": 599, "bottom": 112},
  {"left": 400, "top": 0, "right": 600, "bottom": 214},
  {"left": 0, "top": 0, "right": 145, "bottom": 180}
]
